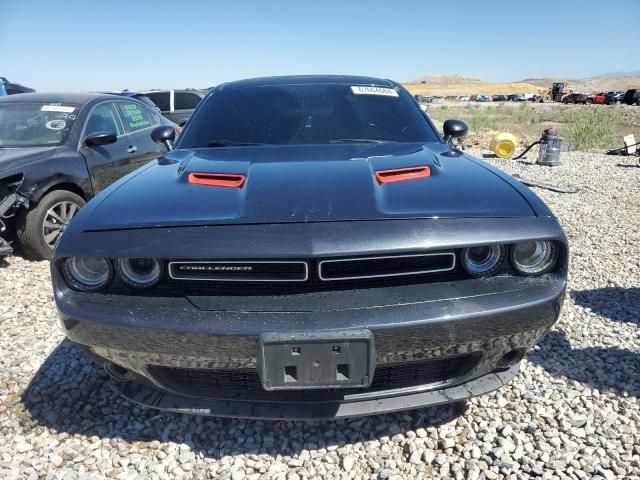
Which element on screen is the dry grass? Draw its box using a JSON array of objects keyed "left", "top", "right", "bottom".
[{"left": 428, "top": 103, "right": 640, "bottom": 151}]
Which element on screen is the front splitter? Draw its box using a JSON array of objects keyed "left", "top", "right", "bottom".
[{"left": 117, "top": 364, "right": 520, "bottom": 420}]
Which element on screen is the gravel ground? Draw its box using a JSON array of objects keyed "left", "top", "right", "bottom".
[{"left": 1, "top": 151, "right": 639, "bottom": 480}]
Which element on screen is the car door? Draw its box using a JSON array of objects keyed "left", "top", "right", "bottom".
[
  {"left": 173, "top": 91, "right": 203, "bottom": 125},
  {"left": 79, "top": 101, "right": 134, "bottom": 193},
  {"left": 115, "top": 100, "right": 167, "bottom": 168}
]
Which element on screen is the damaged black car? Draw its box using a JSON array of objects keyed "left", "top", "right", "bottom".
[
  {"left": 52, "top": 75, "right": 567, "bottom": 419},
  {"left": 0, "top": 93, "right": 174, "bottom": 259}
]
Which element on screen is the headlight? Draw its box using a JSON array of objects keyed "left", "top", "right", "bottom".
[
  {"left": 63, "top": 257, "right": 113, "bottom": 292},
  {"left": 116, "top": 258, "right": 163, "bottom": 289},
  {"left": 510, "top": 241, "right": 558, "bottom": 276},
  {"left": 461, "top": 244, "right": 505, "bottom": 277}
]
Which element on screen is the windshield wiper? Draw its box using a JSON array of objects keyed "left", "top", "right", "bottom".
[
  {"left": 207, "top": 139, "right": 267, "bottom": 147},
  {"left": 329, "top": 138, "right": 390, "bottom": 144}
]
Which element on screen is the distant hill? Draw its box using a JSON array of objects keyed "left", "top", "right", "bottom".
[
  {"left": 593, "top": 70, "right": 640, "bottom": 79},
  {"left": 519, "top": 76, "right": 640, "bottom": 92},
  {"left": 403, "top": 76, "right": 544, "bottom": 96},
  {"left": 403, "top": 74, "right": 640, "bottom": 96}
]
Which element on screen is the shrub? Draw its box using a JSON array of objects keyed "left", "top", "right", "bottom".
[{"left": 564, "top": 108, "right": 616, "bottom": 150}]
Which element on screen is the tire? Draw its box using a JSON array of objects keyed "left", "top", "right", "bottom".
[
  {"left": 586, "top": 99, "right": 593, "bottom": 104},
  {"left": 17, "top": 190, "right": 85, "bottom": 260}
]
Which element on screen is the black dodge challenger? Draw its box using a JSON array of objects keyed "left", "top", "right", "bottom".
[{"left": 52, "top": 75, "right": 567, "bottom": 419}]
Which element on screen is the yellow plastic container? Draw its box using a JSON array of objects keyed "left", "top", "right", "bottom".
[{"left": 490, "top": 132, "right": 518, "bottom": 158}]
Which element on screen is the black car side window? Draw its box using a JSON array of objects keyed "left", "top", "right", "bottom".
[
  {"left": 143, "top": 92, "right": 170, "bottom": 112},
  {"left": 116, "top": 101, "right": 155, "bottom": 132},
  {"left": 174, "top": 92, "right": 201, "bottom": 110},
  {"left": 85, "top": 102, "right": 124, "bottom": 137}
]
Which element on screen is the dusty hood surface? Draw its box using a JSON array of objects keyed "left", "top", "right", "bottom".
[{"left": 81, "top": 142, "right": 535, "bottom": 231}]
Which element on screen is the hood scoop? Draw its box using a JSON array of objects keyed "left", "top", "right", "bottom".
[
  {"left": 188, "top": 172, "right": 246, "bottom": 188},
  {"left": 374, "top": 166, "right": 431, "bottom": 184}
]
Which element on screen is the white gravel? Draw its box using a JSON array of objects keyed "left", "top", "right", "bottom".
[{"left": 1, "top": 151, "right": 639, "bottom": 480}]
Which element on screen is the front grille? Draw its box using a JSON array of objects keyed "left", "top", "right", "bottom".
[
  {"left": 319, "top": 253, "right": 456, "bottom": 281},
  {"left": 152, "top": 251, "right": 466, "bottom": 295},
  {"left": 168, "top": 261, "right": 308, "bottom": 282},
  {"left": 148, "top": 354, "right": 480, "bottom": 402}
]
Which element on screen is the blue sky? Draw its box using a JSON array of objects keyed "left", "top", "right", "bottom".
[{"left": 2, "top": 0, "right": 638, "bottom": 92}]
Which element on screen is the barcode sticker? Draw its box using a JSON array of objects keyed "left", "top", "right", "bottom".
[{"left": 351, "top": 86, "right": 399, "bottom": 97}]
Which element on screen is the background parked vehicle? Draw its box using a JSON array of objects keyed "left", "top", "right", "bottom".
[
  {"left": 0, "top": 76, "right": 35, "bottom": 95},
  {"left": 562, "top": 93, "right": 588, "bottom": 104},
  {"left": 138, "top": 89, "right": 207, "bottom": 125},
  {"left": 586, "top": 92, "right": 607, "bottom": 104},
  {"left": 414, "top": 95, "right": 432, "bottom": 103},
  {"left": 0, "top": 93, "right": 175, "bottom": 259},
  {"left": 605, "top": 91, "right": 625, "bottom": 105},
  {"left": 623, "top": 89, "right": 640, "bottom": 106},
  {"left": 507, "top": 94, "right": 526, "bottom": 102},
  {"left": 492, "top": 94, "right": 508, "bottom": 102}
]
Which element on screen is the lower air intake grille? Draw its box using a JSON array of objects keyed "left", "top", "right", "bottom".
[{"left": 149, "top": 354, "right": 479, "bottom": 402}]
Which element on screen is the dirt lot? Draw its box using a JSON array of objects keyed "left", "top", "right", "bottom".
[{"left": 1, "top": 151, "right": 639, "bottom": 479}]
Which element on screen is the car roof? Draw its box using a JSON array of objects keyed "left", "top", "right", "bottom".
[
  {"left": 0, "top": 92, "right": 116, "bottom": 104},
  {"left": 218, "top": 75, "right": 396, "bottom": 90},
  {"left": 96, "top": 91, "right": 145, "bottom": 97},
  {"left": 139, "top": 89, "right": 205, "bottom": 94}
]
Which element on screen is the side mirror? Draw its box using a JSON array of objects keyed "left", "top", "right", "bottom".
[
  {"left": 85, "top": 132, "right": 117, "bottom": 147},
  {"left": 151, "top": 126, "right": 176, "bottom": 151},
  {"left": 443, "top": 119, "right": 468, "bottom": 144}
]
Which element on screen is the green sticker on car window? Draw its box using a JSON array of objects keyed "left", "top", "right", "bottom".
[{"left": 121, "top": 103, "right": 151, "bottom": 130}]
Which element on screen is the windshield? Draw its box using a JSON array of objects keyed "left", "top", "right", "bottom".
[
  {"left": 177, "top": 83, "right": 439, "bottom": 148},
  {"left": 0, "top": 102, "right": 79, "bottom": 147}
]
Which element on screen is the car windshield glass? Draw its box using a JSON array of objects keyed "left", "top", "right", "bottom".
[
  {"left": 177, "top": 83, "right": 438, "bottom": 148},
  {"left": 0, "top": 102, "right": 79, "bottom": 147}
]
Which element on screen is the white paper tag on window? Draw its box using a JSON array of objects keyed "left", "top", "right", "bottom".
[
  {"left": 41, "top": 105, "right": 76, "bottom": 113},
  {"left": 351, "top": 86, "right": 399, "bottom": 97}
]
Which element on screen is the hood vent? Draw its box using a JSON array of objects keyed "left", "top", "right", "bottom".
[
  {"left": 188, "top": 172, "right": 246, "bottom": 188},
  {"left": 375, "top": 166, "right": 430, "bottom": 184}
]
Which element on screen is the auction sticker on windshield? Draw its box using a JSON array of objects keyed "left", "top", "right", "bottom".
[
  {"left": 41, "top": 105, "right": 76, "bottom": 113},
  {"left": 351, "top": 86, "right": 399, "bottom": 97}
]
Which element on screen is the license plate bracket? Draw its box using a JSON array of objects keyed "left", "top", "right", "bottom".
[{"left": 258, "top": 330, "right": 375, "bottom": 391}]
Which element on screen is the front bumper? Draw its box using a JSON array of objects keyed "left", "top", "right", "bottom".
[{"left": 54, "top": 267, "right": 565, "bottom": 419}]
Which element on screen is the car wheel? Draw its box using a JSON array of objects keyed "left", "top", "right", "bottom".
[
  {"left": 17, "top": 190, "right": 85, "bottom": 260},
  {"left": 586, "top": 99, "right": 592, "bottom": 104}
]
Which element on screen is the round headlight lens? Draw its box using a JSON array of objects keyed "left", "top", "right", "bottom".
[
  {"left": 510, "top": 241, "right": 558, "bottom": 275},
  {"left": 63, "top": 257, "right": 113, "bottom": 291},
  {"left": 461, "top": 244, "right": 505, "bottom": 277},
  {"left": 116, "top": 258, "right": 163, "bottom": 289}
]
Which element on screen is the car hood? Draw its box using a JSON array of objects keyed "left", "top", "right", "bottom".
[
  {"left": 81, "top": 143, "right": 535, "bottom": 230},
  {"left": 0, "top": 146, "right": 59, "bottom": 175}
]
